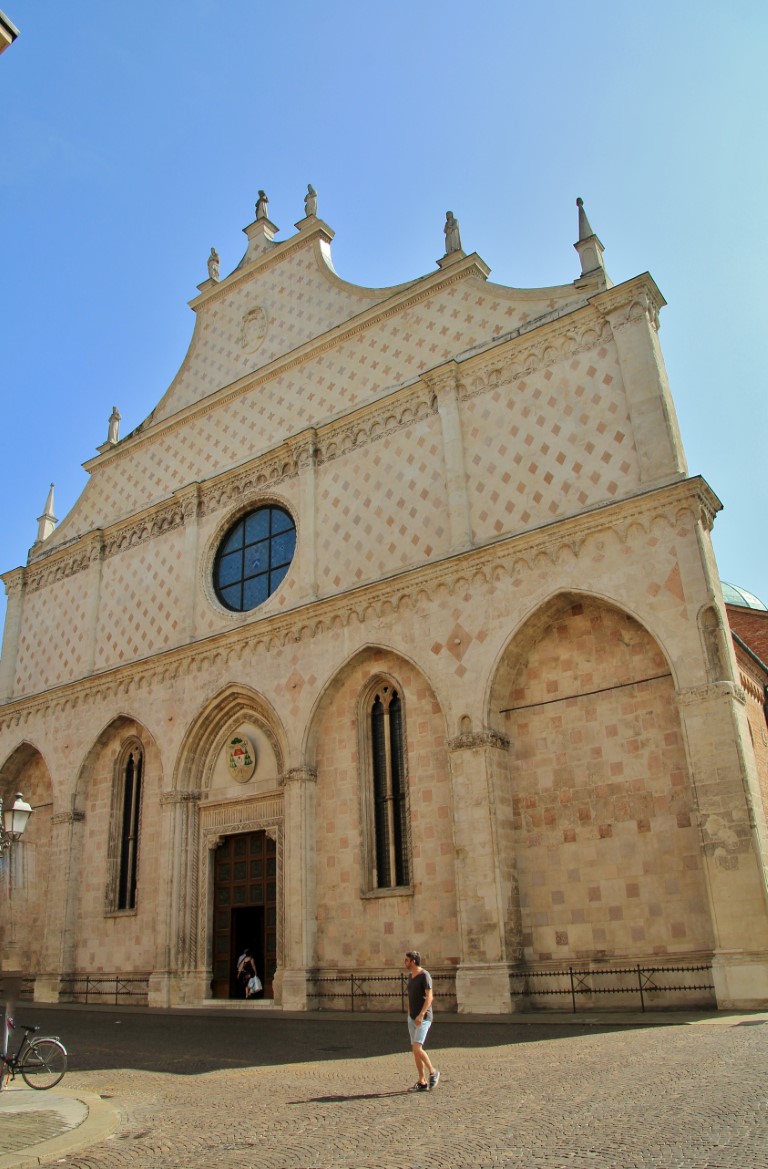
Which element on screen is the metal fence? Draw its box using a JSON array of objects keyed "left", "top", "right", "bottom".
[
  {"left": 0, "top": 977, "right": 34, "bottom": 1002},
  {"left": 308, "top": 972, "right": 457, "bottom": 1012},
  {"left": 307, "top": 963, "right": 714, "bottom": 1014},
  {"left": 59, "top": 974, "right": 150, "bottom": 1006},
  {"left": 510, "top": 963, "right": 715, "bottom": 1013}
]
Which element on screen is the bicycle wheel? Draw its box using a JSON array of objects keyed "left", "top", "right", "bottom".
[{"left": 21, "top": 1038, "right": 67, "bottom": 1089}]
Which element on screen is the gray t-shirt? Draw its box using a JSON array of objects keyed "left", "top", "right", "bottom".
[{"left": 407, "top": 969, "right": 433, "bottom": 1021}]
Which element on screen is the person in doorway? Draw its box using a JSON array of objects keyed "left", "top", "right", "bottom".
[
  {"left": 404, "top": 950, "right": 440, "bottom": 1091},
  {"left": 236, "top": 948, "right": 257, "bottom": 998}
]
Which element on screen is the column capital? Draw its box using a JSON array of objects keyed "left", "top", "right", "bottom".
[
  {"left": 447, "top": 729, "right": 510, "bottom": 753},
  {"left": 280, "top": 766, "right": 318, "bottom": 787},
  {"left": 676, "top": 681, "right": 745, "bottom": 709}
]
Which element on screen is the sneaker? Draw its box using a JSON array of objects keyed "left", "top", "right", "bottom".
[
  {"left": 429, "top": 1070, "right": 440, "bottom": 1088},
  {"left": 408, "top": 1081, "right": 429, "bottom": 1092}
]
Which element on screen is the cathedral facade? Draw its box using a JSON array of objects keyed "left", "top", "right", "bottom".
[{"left": 2, "top": 193, "right": 767, "bottom": 1012}]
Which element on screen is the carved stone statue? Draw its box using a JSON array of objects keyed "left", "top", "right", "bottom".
[
  {"left": 444, "top": 211, "right": 462, "bottom": 254},
  {"left": 108, "top": 406, "right": 121, "bottom": 445},
  {"left": 207, "top": 247, "right": 220, "bottom": 282},
  {"left": 256, "top": 190, "right": 269, "bottom": 220},
  {"left": 305, "top": 184, "right": 317, "bottom": 217}
]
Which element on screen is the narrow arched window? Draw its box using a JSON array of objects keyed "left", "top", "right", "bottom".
[
  {"left": 369, "top": 685, "right": 410, "bottom": 889},
  {"left": 107, "top": 741, "right": 144, "bottom": 913},
  {"left": 118, "top": 748, "right": 142, "bottom": 910}
]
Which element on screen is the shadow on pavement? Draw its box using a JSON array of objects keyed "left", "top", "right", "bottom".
[{"left": 12, "top": 1006, "right": 642, "bottom": 1077}]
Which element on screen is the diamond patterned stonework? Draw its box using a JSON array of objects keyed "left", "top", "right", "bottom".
[{"left": 3, "top": 202, "right": 767, "bottom": 1016}]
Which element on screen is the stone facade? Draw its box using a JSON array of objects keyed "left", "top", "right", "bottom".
[{"left": 2, "top": 196, "right": 767, "bottom": 1012}]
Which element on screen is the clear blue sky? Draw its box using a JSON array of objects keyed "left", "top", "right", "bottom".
[{"left": 1, "top": 1, "right": 766, "bottom": 633}]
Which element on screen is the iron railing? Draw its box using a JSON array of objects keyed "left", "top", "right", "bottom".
[
  {"left": 59, "top": 974, "right": 150, "bottom": 1006},
  {"left": 509, "top": 963, "right": 715, "bottom": 1013},
  {"left": 0, "top": 976, "right": 34, "bottom": 1002},
  {"left": 308, "top": 972, "right": 457, "bottom": 1012},
  {"left": 306, "top": 963, "right": 714, "bottom": 1013}
]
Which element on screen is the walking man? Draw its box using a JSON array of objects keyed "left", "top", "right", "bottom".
[{"left": 404, "top": 950, "right": 440, "bottom": 1091}]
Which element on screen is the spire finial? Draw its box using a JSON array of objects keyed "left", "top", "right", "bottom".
[
  {"left": 35, "top": 483, "right": 57, "bottom": 544},
  {"left": 573, "top": 197, "right": 611, "bottom": 288},
  {"left": 576, "top": 196, "right": 594, "bottom": 241}
]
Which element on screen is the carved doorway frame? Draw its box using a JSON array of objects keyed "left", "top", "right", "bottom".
[{"left": 198, "top": 792, "right": 284, "bottom": 1000}]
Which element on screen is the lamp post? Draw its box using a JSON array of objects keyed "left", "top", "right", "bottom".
[
  {"left": 0, "top": 792, "right": 32, "bottom": 853},
  {"left": 1, "top": 793, "right": 33, "bottom": 1061}
]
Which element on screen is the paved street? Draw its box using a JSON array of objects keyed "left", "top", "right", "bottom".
[{"left": 2, "top": 1006, "right": 768, "bottom": 1169}]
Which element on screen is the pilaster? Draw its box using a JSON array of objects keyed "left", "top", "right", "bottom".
[
  {"left": 160, "top": 788, "right": 204, "bottom": 1004},
  {"left": 34, "top": 806, "right": 86, "bottom": 1001},
  {"left": 0, "top": 568, "right": 25, "bottom": 703},
  {"left": 278, "top": 766, "right": 317, "bottom": 1010},
  {"left": 81, "top": 534, "right": 104, "bottom": 674},
  {"left": 447, "top": 729, "right": 522, "bottom": 1012},
  {"left": 423, "top": 363, "right": 473, "bottom": 553},
  {"left": 593, "top": 278, "right": 687, "bottom": 488},
  {"left": 677, "top": 681, "right": 768, "bottom": 1006},
  {"left": 292, "top": 433, "right": 318, "bottom": 603},
  {"left": 174, "top": 483, "right": 202, "bottom": 642}
]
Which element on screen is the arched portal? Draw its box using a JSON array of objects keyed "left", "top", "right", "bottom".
[
  {"left": 0, "top": 742, "right": 53, "bottom": 974},
  {"left": 490, "top": 593, "right": 714, "bottom": 970},
  {"left": 168, "top": 685, "right": 286, "bottom": 1004}
]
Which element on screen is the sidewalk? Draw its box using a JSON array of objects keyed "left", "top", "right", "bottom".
[
  {"left": 0, "top": 1082, "right": 118, "bottom": 1169},
  {"left": 0, "top": 1007, "right": 765, "bottom": 1169}
]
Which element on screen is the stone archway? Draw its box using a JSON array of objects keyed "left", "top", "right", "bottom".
[
  {"left": 167, "top": 685, "right": 287, "bottom": 1005},
  {"left": 0, "top": 742, "right": 53, "bottom": 976},
  {"left": 489, "top": 592, "right": 714, "bottom": 973}
]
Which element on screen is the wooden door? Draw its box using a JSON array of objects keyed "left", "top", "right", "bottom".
[{"left": 212, "top": 831, "right": 278, "bottom": 999}]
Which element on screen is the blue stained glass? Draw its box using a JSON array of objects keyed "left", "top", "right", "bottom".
[
  {"left": 245, "top": 542, "right": 270, "bottom": 575},
  {"left": 271, "top": 509, "right": 294, "bottom": 536},
  {"left": 214, "top": 506, "right": 296, "bottom": 612},
  {"left": 220, "top": 524, "right": 245, "bottom": 556},
  {"left": 271, "top": 530, "right": 296, "bottom": 566},
  {"left": 217, "top": 550, "right": 242, "bottom": 587},
  {"left": 220, "top": 582, "right": 241, "bottom": 609},
  {"left": 245, "top": 510, "right": 270, "bottom": 543},
  {"left": 270, "top": 562, "right": 289, "bottom": 592},
  {"left": 243, "top": 574, "right": 269, "bottom": 609}
]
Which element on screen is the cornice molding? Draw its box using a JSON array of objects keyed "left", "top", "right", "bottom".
[{"left": 0, "top": 476, "right": 718, "bottom": 731}]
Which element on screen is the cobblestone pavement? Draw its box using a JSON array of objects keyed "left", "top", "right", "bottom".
[{"left": 6, "top": 1007, "right": 768, "bottom": 1169}]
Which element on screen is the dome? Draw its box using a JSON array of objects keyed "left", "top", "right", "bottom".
[{"left": 721, "top": 582, "right": 768, "bottom": 611}]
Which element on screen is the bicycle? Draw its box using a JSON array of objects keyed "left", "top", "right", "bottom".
[{"left": 1, "top": 1019, "right": 67, "bottom": 1089}]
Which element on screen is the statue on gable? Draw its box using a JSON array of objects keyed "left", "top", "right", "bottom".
[
  {"left": 444, "top": 211, "right": 462, "bottom": 255},
  {"left": 305, "top": 184, "right": 318, "bottom": 217},
  {"left": 108, "top": 406, "right": 121, "bottom": 445},
  {"left": 207, "top": 247, "right": 220, "bottom": 282},
  {"left": 256, "top": 190, "right": 269, "bottom": 220}
]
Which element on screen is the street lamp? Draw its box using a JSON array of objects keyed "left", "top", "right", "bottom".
[{"left": 0, "top": 793, "right": 32, "bottom": 855}]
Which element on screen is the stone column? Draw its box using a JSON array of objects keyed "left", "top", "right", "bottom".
[
  {"left": 423, "top": 364, "right": 473, "bottom": 553},
  {"left": 0, "top": 568, "right": 25, "bottom": 702},
  {"left": 34, "top": 807, "right": 86, "bottom": 1002},
  {"left": 277, "top": 766, "right": 317, "bottom": 1010},
  {"left": 677, "top": 682, "right": 768, "bottom": 1007},
  {"left": 447, "top": 730, "right": 523, "bottom": 1012},
  {"left": 594, "top": 279, "right": 687, "bottom": 488}
]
